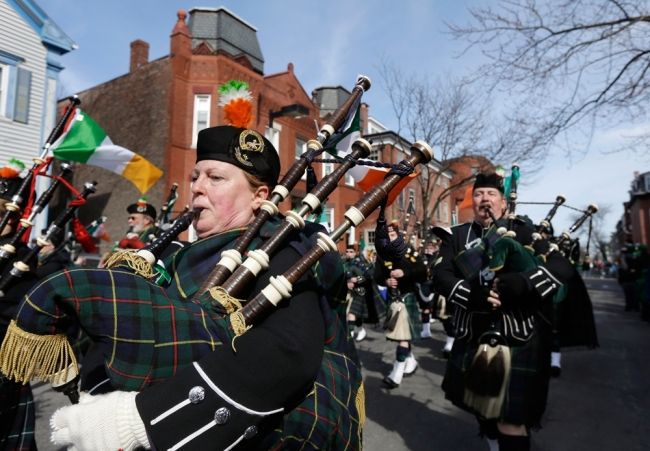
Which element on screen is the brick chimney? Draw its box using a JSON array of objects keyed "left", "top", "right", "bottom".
[{"left": 130, "top": 39, "right": 149, "bottom": 72}]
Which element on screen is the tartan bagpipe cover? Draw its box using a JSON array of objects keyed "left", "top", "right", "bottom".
[{"left": 1, "top": 218, "right": 364, "bottom": 448}]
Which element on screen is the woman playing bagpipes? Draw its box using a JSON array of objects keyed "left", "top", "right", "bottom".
[
  {"left": 2, "top": 125, "right": 365, "bottom": 450},
  {"left": 432, "top": 171, "right": 573, "bottom": 451}
]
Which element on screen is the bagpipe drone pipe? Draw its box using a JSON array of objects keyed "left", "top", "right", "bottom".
[
  {"left": 0, "top": 96, "right": 80, "bottom": 238},
  {"left": 193, "top": 75, "right": 372, "bottom": 297},
  {"left": 529, "top": 200, "right": 600, "bottom": 350},
  {"left": 0, "top": 181, "right": 97, "bottom": 298},
  {"left": 0, "top": 163, "right": 73, "bottom": 273},
  {"left": 0, "top": 139, "right": 431, "bottom": 417}
]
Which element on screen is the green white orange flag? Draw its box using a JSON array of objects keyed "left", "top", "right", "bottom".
[
  {"left": 323, "top": 97, "right": 362, "bottom": 157},
  {"left": 349, "top": 165, "right": 418, "bottom": 206},
  {"left": 50, "top": 109, "right": 162, "bottom": 193}
]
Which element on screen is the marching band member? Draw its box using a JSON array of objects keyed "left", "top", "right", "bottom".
[
  {"left": 416, "top": 235, "right": 442, "bottom": 339},
  {"left": 376, "top": 221, "right": 426, "bottom": 388},
  {"left": 432, "top": 172, "right": 569, "bottom": 451},
  {"left": 343, "top": 244, "right": 376, "bottom": 342},
  {"left": 118, "top": 197, "right": 157, "bottom": 250},
  {"left": 37, "top": 125, "right": 363, "bottom": 450},
  {"left": 0, "top": 171, "right": 38, "bottom": 450}
]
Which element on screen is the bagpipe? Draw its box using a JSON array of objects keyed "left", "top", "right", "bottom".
[
  {"left": 0, "top": 76, "right": 432, "bottom": 404},
  {"left": 193, "top": 75, "right": 372, "bottom": 298},
  {"left": 143, "top": 182, "right": 180, "bottom": 243},
  {"left": 0, "top": 163, "right": 73, "bottom": 273},
  {"left": 0, "top": 97, "right": 80, "bottom": 234},
  {"left": 0, "top": 181, "right": 97, "bottom": 297}
]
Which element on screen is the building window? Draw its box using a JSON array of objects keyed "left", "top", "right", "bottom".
[
  {"left": 366, "top": 229, "right": 375, "bottom": 245},
  {"left": 345, "top": 172, "right": 355, "bottom": 186},
  {"left": 191, "top": 95, "right": 211, "bottom": 148},
  {"left": 316, "top": 206, "right": 335, "bottom": 232},
  {"left": 295, "top": 136, "right": 308, "bottom": 180},
  {"left": 322, "top": 160, "right": 333, "bottom": 177},
  {"left": 265, "top": 124, "right": 281, "bottom": 152},
  {"left": 0, "top": 64, "right": 6, "bottom": 117},
  {"left": 295, "top": 136, "right": 307, "bottom": 159},
  {"left": 368, "top": 146, "right": 380, "bottom": 161},
  {"left": 13, "top": 67, "right": 31, "bottom": 124}
]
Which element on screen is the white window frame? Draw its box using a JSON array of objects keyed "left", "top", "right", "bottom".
[
  {"left": 0, "top": 63, "right": 8, "bottom": 117},
  {"left": 295, "top": 136, "right": 308, "bottom": 180},
  {"left": 322, "top": 160, "right": 334, "bottom": 177},
  {"left": 318, "top": 206, "right": 335, "bottom": 232},
  {"left": 265, "top": 123, "right": 281, "bottom": 153},
  {"left": 191, "top": 95, "right": 211, "bottom": 148}
]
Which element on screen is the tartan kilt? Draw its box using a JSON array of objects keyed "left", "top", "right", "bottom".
[
  {"left": 347, "top": 293, "right": 367, "bottom": 318},
  {"left": 442, "top": 317, "right": 552, "bottom": 427},
  {"left": 263, "top": 349, "right": 364, "bottom": 450},
  {"left": 0, "top": 378, "right": 36, "bottom": 450}
]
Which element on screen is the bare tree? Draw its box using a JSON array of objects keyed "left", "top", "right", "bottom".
[
  {"left": 377, "top": 61, "right": 547, "bottom": 232},
  {"left": 448, "top": 0, "right": 650, "bottom": 155}
]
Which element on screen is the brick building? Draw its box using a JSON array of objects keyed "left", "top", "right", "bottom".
[
  {"left": 616, "top": 170, "right": 650, "bottom": 250},
  {"left": 58, "top": 7, "right": 452, "bottom": 255}
]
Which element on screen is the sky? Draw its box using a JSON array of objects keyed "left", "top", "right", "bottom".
[{"left": 35, "top": 0, "right": 648, "bottom": 238}]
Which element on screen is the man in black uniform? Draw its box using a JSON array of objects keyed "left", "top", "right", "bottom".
[
  {"left": 343, "top": 244, "right": 372, "bottom": 341},
  {"left": 376, "top": 222, "right": 426, "bottom": 388},
  {"left": 433, "top": 172, "right": 567, "bottom": 451},
  {"left": 416, "top": 236, "right": 442, "bottom": 339}
]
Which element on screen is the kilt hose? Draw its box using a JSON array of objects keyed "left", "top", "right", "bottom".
[{"left": 442, "top": 317, "right": 552, "bottom": 428}]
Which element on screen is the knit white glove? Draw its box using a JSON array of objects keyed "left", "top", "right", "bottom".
[{"left": 51, "top": 391, "right": 150, "bottom": 451}]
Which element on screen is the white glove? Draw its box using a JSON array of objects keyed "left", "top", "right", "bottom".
[{"left": 51, "top": 391, "right": 150, "bottom": 451}]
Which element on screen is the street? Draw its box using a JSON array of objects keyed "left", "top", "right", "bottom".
[{"left": 32, "top": 277, "right": 649, "bottom": 450}]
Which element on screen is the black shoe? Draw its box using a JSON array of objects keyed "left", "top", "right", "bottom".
[
  {"left": 551, "top": 366, "right": 561, "bottom": 378},
  {"left": 382, "top": 376, "right": 399, "bottom": 389}
]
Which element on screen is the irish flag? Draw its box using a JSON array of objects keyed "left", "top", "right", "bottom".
[
  {"left": 324, "top": 97, "right": 361, "bottom": 157},
  {"left": 349, "top": 165, "right": 418, "bottom": 206},
  {"left": 51, "top": 109, "right": 162, "bottom": 193}
]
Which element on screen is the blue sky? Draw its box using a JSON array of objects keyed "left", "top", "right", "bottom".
[{"left": 36, "top": 0, "right": 648, "bottom": 238}]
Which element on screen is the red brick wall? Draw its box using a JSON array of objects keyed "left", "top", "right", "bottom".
[{"left": 65, "top": 58, "right": 172, "bottom": 254}]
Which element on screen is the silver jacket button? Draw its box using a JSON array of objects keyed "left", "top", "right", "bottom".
[
  {"left": 214, "top": 407, "right": 231, "bottom": 425},
  {"left": 243, "top": 425, "right": 258, "bottom": 439},
  {"left": 188, "top": 386, "right": 205, "bottom": 404}
]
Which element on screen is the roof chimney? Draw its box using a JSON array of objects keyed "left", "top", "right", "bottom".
[{"left": 130, "top": 39, "right": 149, "bottom": 72}]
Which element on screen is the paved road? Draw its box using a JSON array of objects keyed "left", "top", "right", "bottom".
[{"left": 32, "top": 277, "right": 650, "bottom": 450}]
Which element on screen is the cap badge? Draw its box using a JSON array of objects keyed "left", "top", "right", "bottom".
[{"left": 235, "top": 129, "right": 265, "bottom": 167}]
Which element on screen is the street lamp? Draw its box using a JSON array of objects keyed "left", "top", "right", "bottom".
[{"left": 268, "top": 103, "right": 309, "bottom": 128}]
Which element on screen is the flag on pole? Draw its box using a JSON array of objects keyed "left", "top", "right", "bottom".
[
  {"left": 323, "top": 96, "right": 362, "bottom": 157},
  {"left": 348, "top": 165, "right": 417, "bottom": 206},
  {"left": 51, "top": 109, "right": 162, "bottom": 193}
]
